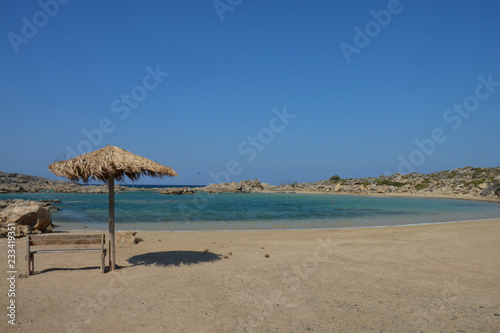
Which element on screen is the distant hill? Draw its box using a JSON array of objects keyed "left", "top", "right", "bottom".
[{"left": 194, "top": 166, "right": 500, "bottom": 201}]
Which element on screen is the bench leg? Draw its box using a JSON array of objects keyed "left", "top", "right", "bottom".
[
  {"left": 26, "top": 254, "right": 30, "bottom": 277},
  {"left": 100, "top": 250, "right": 106, "bottom": 273},
  {"left": 31, "top": 253, "right": 34, "bottom": 275},
  {"left": 26, "top": 253, "right": 34, "bottom": 276}
]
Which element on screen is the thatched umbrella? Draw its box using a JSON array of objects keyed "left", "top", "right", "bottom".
[{"left": 48, "top": 145, "right": 177, "bottom": 271}]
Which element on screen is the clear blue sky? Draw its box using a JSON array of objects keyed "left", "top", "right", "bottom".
[{"left": 1, "top": 0, "right": 499, "bottom": 185}]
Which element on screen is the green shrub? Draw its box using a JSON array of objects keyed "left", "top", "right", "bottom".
[
  {"left": 375, "top": 179, "right": 405, "bottom": 187},
  {"left": 329, "top": 175, "right": 341, "bottom": 181},
  {"left": 463, "top": 180, "right": 485, "bottom": 187},
  {"left": 473, "top": 168, "right": 488, "bottom": 175},
  {"left": 415, "top": 183, "right": 429, "bottom": 191},
  {"left": 255, "top": 182, "right": 264, "bottom": 190}
]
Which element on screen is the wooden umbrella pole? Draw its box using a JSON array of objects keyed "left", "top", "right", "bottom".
[{"left": 109, "top": 177, "right": 116, "bottom": 271}]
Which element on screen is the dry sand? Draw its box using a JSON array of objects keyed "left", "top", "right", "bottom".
[{"left": 2, "top": 219, "right": 500, "bottom": 332}]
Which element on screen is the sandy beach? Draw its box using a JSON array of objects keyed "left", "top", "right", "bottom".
[{"left": 2, "top": 219, "right": 500, "bottom": 332}]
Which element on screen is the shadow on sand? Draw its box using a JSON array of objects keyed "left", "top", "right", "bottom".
[
  {"left": 32, "top": 266, "right": 103, "bottom": 275},
  {"left": 127, "top": 251, "right": 222, "bottom": 267}
]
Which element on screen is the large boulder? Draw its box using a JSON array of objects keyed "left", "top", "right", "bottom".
[
  {"left": 0, "top": 200, "right": 53, "bottom": 237},
  {"left": 117, "top": 231, "right": 143, "bottom": 244},
  {"left": 481, "top": 183, "right": 500, "bottom": 197},
  {"left": 236, "top": 179, "right": 265, "bottom": 193}
]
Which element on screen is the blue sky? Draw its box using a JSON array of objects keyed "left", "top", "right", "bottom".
[{"left": 1, "top": 0, "right": 499, "bottom": 185}]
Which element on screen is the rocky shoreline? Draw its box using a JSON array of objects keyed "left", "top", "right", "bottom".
[
  {"left": 0, "top": 171, "right": 133, "bottom": 193},
  {"left": 192, "top": 166, "right": 500, "bottom": 202},
  {"left": 1, "top": 166, "right": 499, "bottom": 201}
]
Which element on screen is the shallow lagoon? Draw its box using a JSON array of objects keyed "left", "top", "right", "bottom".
[{"left": 1, "top": 192, "right": 500, "bottom": 231}]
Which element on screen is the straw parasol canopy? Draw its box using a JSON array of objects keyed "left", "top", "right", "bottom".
[
  {"left": 48, "top": 145, "right": 177, "bottom": 183},
  {"left": 48, "top": 145, "right": 177, "bottom": 271}
]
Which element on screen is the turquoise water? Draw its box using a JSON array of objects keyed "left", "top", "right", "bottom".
[{"left": 1, "top": 192, "right": 500, "bottom": 231}]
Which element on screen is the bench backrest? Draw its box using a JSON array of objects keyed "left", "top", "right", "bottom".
[{"left": 28, "top": 234, "right": 105, "bottom": 246}]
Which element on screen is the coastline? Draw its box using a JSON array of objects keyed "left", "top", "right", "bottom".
[
  {"left": 279, "top": 190, "right": 500, "bottom": 203},
  {"left": 55, "top": 216, "right": 500, "bottom": 234},
  {"left": 4, "top": 219, "right": 500, "bottom": 332},
  {"left": 2, "top": 166, "right": 500, "bottom": 202}
]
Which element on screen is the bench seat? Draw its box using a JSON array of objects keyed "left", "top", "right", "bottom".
[{"left": 26, "top": 234, "right": 107, "bottom": 276}]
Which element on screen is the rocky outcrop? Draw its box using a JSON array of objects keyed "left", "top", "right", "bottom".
[
  {"left": 0, "top": 171, "right": 133, "bottom": 193},
  {"left": 37, "top": 199, "right": 62, "bottom": 212},
  {"left": 481, "top": 183, "right": 500, "bottom": 197},
  {"left": 0, "top": 200, "right": 56, "bottom": 237},
  {"left": 161, "top": 187, "right": 196, "bottom": 195},
  {"left": 308, "top": 167, "right": 500, "bottom": 199},
  {"left": 194, "top": 179, "right": 270, "bottom": 193}
]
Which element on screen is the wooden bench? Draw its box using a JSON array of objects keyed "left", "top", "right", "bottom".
[{"left": 26, "top": 234, "right": 107, "bottom": 276}]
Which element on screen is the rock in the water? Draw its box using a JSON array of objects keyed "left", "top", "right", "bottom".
[
  {"left": 38, "top": 199, "right": 62, "bottom": 204},
  {"left": 45, "top": 205, "right": 60, "bottom": 212},
  {"left": 161, "top": 187, "right": 196, "bottom": 195},
  {"left": 194, "top": 179, "right": 268, "bottom": 193},
  {"left": 117, "top": 231, "right": 143, "bottom": 244}
]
